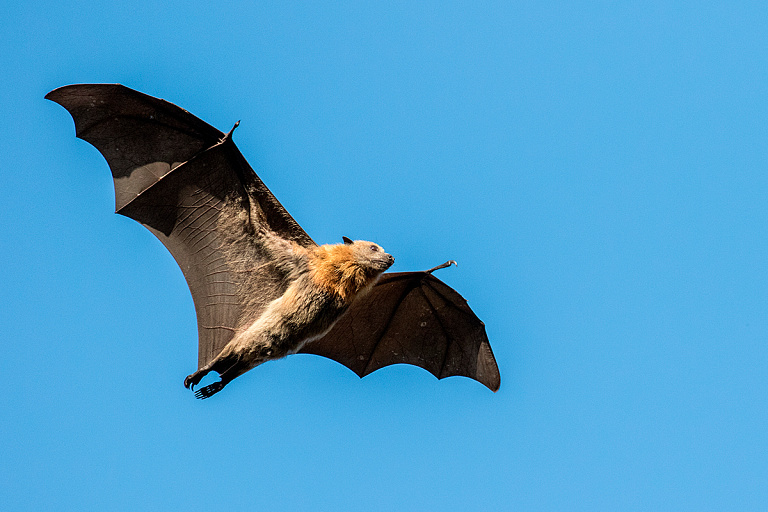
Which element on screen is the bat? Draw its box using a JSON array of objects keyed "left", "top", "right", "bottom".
[{"left": 46, "top": 84, "right": 501, "bottom": 398}]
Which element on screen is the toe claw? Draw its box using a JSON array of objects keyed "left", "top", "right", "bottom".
[{"left": 184, "top": 373, "right": 199, "bottom": 391}]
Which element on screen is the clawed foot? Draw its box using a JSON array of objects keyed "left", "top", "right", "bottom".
[
  {"left": 194, "top": 381, "right": 226, "bottom": 400},
  {"left": 184, "top": 358, "right": 240, "bottom": 398},
  {"left": 185, "top": 368, "right": 228, "bottom": 398},
  {"left": 184, "top": 366, "right": 213, "bottom": 390},
  {"left": 184, "top": 372, "right": 200, "bottom": 390}
]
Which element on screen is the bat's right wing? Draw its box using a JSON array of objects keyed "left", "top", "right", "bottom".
[
  {"left": 300, "top": 265, "right": 501, "bottom": 391},
  {"left": 47, "top": 84, "right": 317, "bottom": 368}
]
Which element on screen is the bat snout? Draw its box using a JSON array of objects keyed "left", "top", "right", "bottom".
[
  {"left": 379, "top": 253, "right": 394, "bottom": 271},
  {"left": 373, "top": 252, "right": 394, "bottom": 272}
]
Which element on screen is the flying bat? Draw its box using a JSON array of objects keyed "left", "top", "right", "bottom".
[{"left": 46, "top": 84, "right": 501, "bottom": 398}]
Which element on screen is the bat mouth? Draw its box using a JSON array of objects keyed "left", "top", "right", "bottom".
[{"left": 371, "top": 254, "right": 395, "bottom": 273}]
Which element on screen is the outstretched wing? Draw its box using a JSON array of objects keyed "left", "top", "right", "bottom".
[
  {"left": 300, "top": 267, "right": 500, "bottom": 391},
  {"left": 47, "top": 84, "right": 316, "bottom": 368}
]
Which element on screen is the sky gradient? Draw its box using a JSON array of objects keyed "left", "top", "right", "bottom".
[{"left": 2, "top": 1, "right": 768, "bottom": 510}]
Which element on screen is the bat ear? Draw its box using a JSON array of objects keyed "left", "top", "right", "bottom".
[{"left": 342, "top": 236, "right": 354, "bottom": 245}]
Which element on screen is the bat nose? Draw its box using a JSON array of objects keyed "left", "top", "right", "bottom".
[{"left": 387, "top": 254, "right": 395, "bottom": 265}]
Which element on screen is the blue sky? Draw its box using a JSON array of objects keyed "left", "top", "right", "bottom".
[{"left": 2, "top": 1, "right": 767, "bottom": 510}]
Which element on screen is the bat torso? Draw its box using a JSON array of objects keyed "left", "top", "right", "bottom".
[
  {"left": 233, "top": 270, "right": 351, "bottom": 360},
  {"left": 208, "top": 239, "right": 392, "bottom": 381}
]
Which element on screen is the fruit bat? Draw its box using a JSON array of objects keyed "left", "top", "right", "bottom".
[{"left": 46, "top": 84, "right": 501, "bottom": 398}]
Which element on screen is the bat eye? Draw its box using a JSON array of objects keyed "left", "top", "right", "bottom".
[{"left": 370, "top": 245, "right": 379, "bottom": 252}]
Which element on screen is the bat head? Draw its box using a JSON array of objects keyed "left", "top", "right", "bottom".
[{"left": 343, "top": 237, "right": 395, "bottom": 273}]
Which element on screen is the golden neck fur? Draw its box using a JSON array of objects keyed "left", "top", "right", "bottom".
[{"left": 309, "top": 244, "right": 380, "bottom": 303}]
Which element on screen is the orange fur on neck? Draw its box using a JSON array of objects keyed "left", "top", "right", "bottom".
[{"left": 309, "top": 244, "right": 377, "bottom": 303}]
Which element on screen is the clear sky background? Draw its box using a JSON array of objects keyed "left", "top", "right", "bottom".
[{"left": 2, "top": 1, "right": 767, "bottom": 510}]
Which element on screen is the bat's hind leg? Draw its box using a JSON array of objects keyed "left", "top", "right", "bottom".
[
  {"left": 183, "top": 348, "right": 242, "bottom": 391},
  {"left": 185, "top": 363, "right": 231, "bottom": 399},
  {"left": 192, "top": 362, "right": 250, "bottom": 399},
  {"left": 185, "top": 353, "right": 253, "bottom": 399},
  {"left": 184, "top": 336, "right": 280, "bottom": 398}
]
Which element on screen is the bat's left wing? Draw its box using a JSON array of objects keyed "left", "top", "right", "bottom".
[
  {"left": 46, "top": 84, "right": 317, "bottom": 370},
  {"left": 300, "top": 263, "right": 501, "bottom": 391}
]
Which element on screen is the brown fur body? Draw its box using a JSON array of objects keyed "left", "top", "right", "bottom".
[{"left": 184, "top": 237, "right": 394, "bottom": 397}]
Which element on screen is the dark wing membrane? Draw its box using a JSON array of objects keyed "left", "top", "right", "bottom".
[
  {"left": 300, "top": 271, "right": 501, "bottom": 391},
  {"left": 46, "top": 84, "right": 224, "bottom": 213},
  {"left": 47, "top": 84, "right": 316, "bottom": 368}
]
